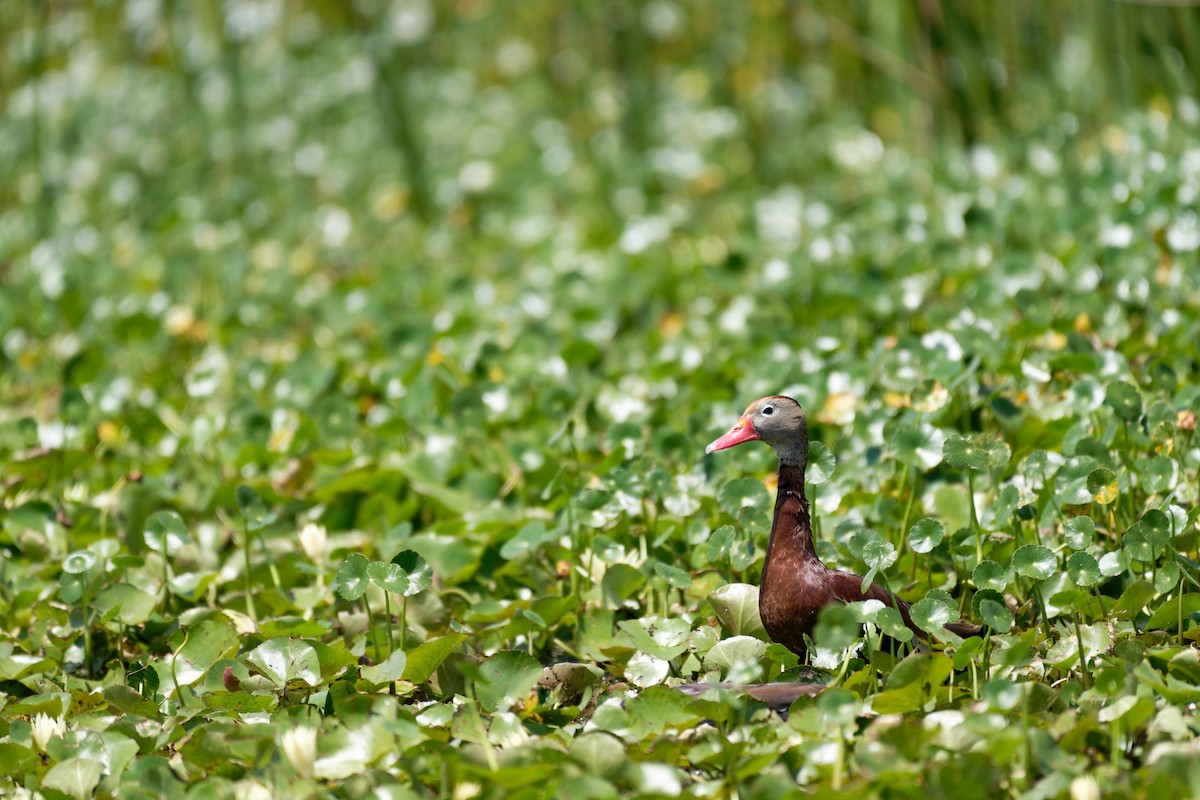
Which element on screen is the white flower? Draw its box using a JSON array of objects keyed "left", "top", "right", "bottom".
[
  {"left": 1069, "top": 775, "right": 1101, "bottom": 800},
  {"left": 280, "top": 726, "right": 318, "bottom": 778},
  {"left": 31, "top": 714, "right": 66, "bottom": 751},
  {"left": 298, "top": 523, "right": 328, "bottom": 565}
]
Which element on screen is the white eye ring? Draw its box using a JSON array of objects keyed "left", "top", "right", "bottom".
[{"left": 762, "top": 406, "right": 774, "bottom": 416}]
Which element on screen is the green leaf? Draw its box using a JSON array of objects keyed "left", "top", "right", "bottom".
[
  {"left": 814, "top": 604, "right": 861, "bottom": 650},
  {"left": 332, "top": 553, "right": 371, "bottom": 601},
  {"left": 62, "top": 550, "right": 98, "bottom": 574},
  {"left": 403, "top": 634, "right": 467, "bottom": 684},
  {"left": 943, "top": 433, "right": 1010, "bottom": 471},
  {"left": 602, "top": 563, "right": 645, "bottom": 607},
  {"left": 972, "top": 560, "right": 1009, "bottom": 592},
  {"left": 893, "top": 422, "right": 945, "bottom": 470},
  {"left": 654, "top": 562, "right": 692, "bottom": 589},
  {"left": 806, "top": 441, "right": 836, "bottom": 485},
  {"left": 978, "top": 599, "right": 1013, "bottom": 633},
  {"left": 1105, "top": 380, "right": 1143, "bottom": 421},
  {"left": 1011, "top": 544, "right": 1057, "bottom": 580},
  {"left": 707, "top": 584, "right": 765, "bottom": 638},
  {"left": 863, "top": 539, "right": 897, "bottom": 571},
  {"left": 1066, "top": 552, "right": 1101, "bottom": 587},
  {"left": 1112, "top": 581, "right": 1156, "bottom": 620},
  {"left": 718, "top": 477, "right": 770, "bottom": 517},
  {"left": 570, "top": 732, "right": 626, "bottom": 777},
  {"left": 1140, "top": 509, "right": 1172, "bottom": 547},
  {"left": 1137, "top": 455, "right": 1175, "bottom": 493},
  {"left": 499, "top": 521, "right": 554, "bottom": 560},
  {"left": 391, "top": 550, "right": 433, "bottom": 595},
  {"left": 704, "top": 635, "right": 767, "bottom": 670},
  {"left": 908, "top": 518, "right": 944, "bottom": 554},
  {"left": 874, "top": 606, "right": 914, "bottom": 642},
  {"left": 1087, "top": 468, "right": 1119, "bottom": 505},
  {"left": 246, "top": 638, "right": 322, "bottom": 687},
  {"left": 706, "top": 525, "right": 735, "bottom": 565},
  {"left": 144, "top": 510, "right": 191, "bottom": 553},
  {"left": 1063, "top": 516, "right": 1095, "bottom": 550},
  {"left": 42, "top": 758, "right": 104, "bottom": 800},
  {"left": 909, "top": 597, "right": 952, "bottom": 634},
  {"left": 360, "top": 650, "right": 407, "bottom": 686},
  {"left": 474, "top": 651, "right": 543, "bottom": 713},
  {"left": 235, "top": 485, "right": 271, "bottom": 531},
  {"left": 173, "top": 620, "right": 238, "bottom": 686},
  {"left": 0, "top": 743, "right": 38, "bottom": 777}
]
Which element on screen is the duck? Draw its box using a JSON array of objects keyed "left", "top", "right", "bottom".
[{"left": 706, "top": 395, "right": 981, "bottom": 657}]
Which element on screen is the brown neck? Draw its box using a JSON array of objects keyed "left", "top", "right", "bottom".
[{"left": 766, "top": 460, "right": 817, "bottom": 562}]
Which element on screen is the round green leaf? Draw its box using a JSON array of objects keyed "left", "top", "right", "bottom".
[
  {"left": 893, "top": 422, "right": 946, "bottom": 471},
  {"left": 235, "top": 485, "right": 271, "bottom": 531},
  {"left": 1122, "top": 524, "right": 1154, "bottom": 563},
  {"left": 62, "top": 550, "right": 98, "bottom": 575},
  {"left": 943, "top": 433, "right": 1010, "bottom": 471},
  {"left": 333, "top": 553, "right": 370, "bottom": 601},
  {"left": 1140, "top": 509, "right": 1172, "bottom": 547},
  {"left": 908, "top": 518, "right": 944, "bottom": 554},
  {"left": 1066, "top": 552, "right": 1101, "bottom": 588},
  {"left": 1063, "top": 516, "right": 1095, "bottom": 550},
  {"left": 475, "top": 650, "right": 543, "bottom": 713},
  {"left": 863, "top": 539, "right": 898, "bottom": 571},
  {"left": 814, "top": 604, "right": 861, "bottom": 650},
  {"left": 144, "top": 510, "right": 190, "bottom": 554},
  {"left": 1087, "top": 468, "right": 1119, "bottom": 505},
  {"left": 708, "top": 583, "right": 765, "bottom": 638},
  {"left": 391, "top": 550, "right": 433, "bottom": 596},
  {"left": 718, "top": 477, "right": 770, "bottom": 517},
  {"left": 874, "top": 606, "right": 914, "bottom": 642},
  {"left": 43, "top": 758, "right": 104, "bottom": 800},
  {"left": 1011, "top": 544, "right": 1057, "bottom": 580},
  {"left": 1137, "top": 455, "right": 1175, "bottom": 493},
  {"left": 909, "top": 597, "right": 952, "bottom": 635},
  {"left": 246, "top": 637, "right": 321, "bottom": 688},
  {"left": 1105, "top": 381, "right": 1143, "bottom": 421},
  {"left": 571, "top": 731, "right": 626, "bottom": 777},
  {"left": 706, "top": 525, "right": 735, "bottom": 565},
  {"left": 654, "top": 562, "right": 693, "bottom": 589},
  {"left": 972, "top": 560, "right": 1008, "bottom": 592},
  {"left": 978, "top": 599, "right": 1013, "bottom": 633},
  {"left": 806, "top": 441, "right": 836, "bottom": 485}
]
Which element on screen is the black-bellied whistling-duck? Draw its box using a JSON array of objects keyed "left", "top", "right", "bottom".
[{"left": 707, "top": 395, "right": 981, "bottom": 657}]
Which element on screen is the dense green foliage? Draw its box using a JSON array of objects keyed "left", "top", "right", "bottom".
[{"left": 3, "top": 3, "right": 1200, "bottom": 798}]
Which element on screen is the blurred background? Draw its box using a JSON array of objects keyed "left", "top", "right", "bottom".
[{"left": 1, "top": 1, "right": 1198, "bottom": 493}]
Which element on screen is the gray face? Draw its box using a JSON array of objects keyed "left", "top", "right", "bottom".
[{"left": 743, "top": 395, "right": 808, "bottom": 461}]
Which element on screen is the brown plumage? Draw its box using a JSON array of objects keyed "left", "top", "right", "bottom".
[{"left": 707, "top": 395, "right": 982, "bottom": 657}]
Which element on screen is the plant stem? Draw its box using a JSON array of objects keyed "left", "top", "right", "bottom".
[
  {"left": 384, "top": 592, "right": 396, "bottom": 656},
  {"left": 1073, "top": 612, "right": 1091, "bottom": 688},
  {"left": 242, "top": 519, "right": 257, "bottom": 624},
  {"left": 363, "top": 592, "right": 382, "bottom": 664},
  {"left": 968, "top": 469, "right": 982, "bottom": 563}
]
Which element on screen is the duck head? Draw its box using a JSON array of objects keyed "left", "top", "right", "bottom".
[{"left": 706, "top": 395, "right": 809, "bottom": 466}]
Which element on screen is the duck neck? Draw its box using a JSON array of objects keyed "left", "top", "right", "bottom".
[{"left": 766, "top": 458, "right": 817, "bottom": 562}]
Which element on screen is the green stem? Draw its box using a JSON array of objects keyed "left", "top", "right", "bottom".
[
  {"left": 400, "top": 595, "right": 408, "bottom": 651},
  {"left": 968, "top": 470, "right": 982, "bottom": 563},
  {"left": 242, "top": 520, "right": 257, "bottom": 624},
  {"left": 363, "top": 592, "right": 382, "bottom": 664},
  {"left": 384, "top": 591, "right": 396, "bottom": 657},
  {"left": 171, "top": 628, "right": 190, "bottom": 709},
  {"left": 1073, "top": 612, "right": 1091, "bottom": 688}
]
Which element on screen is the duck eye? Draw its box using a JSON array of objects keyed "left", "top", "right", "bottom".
[{"left": 762, "top": 406, "right": 774, "bottom": 416}]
